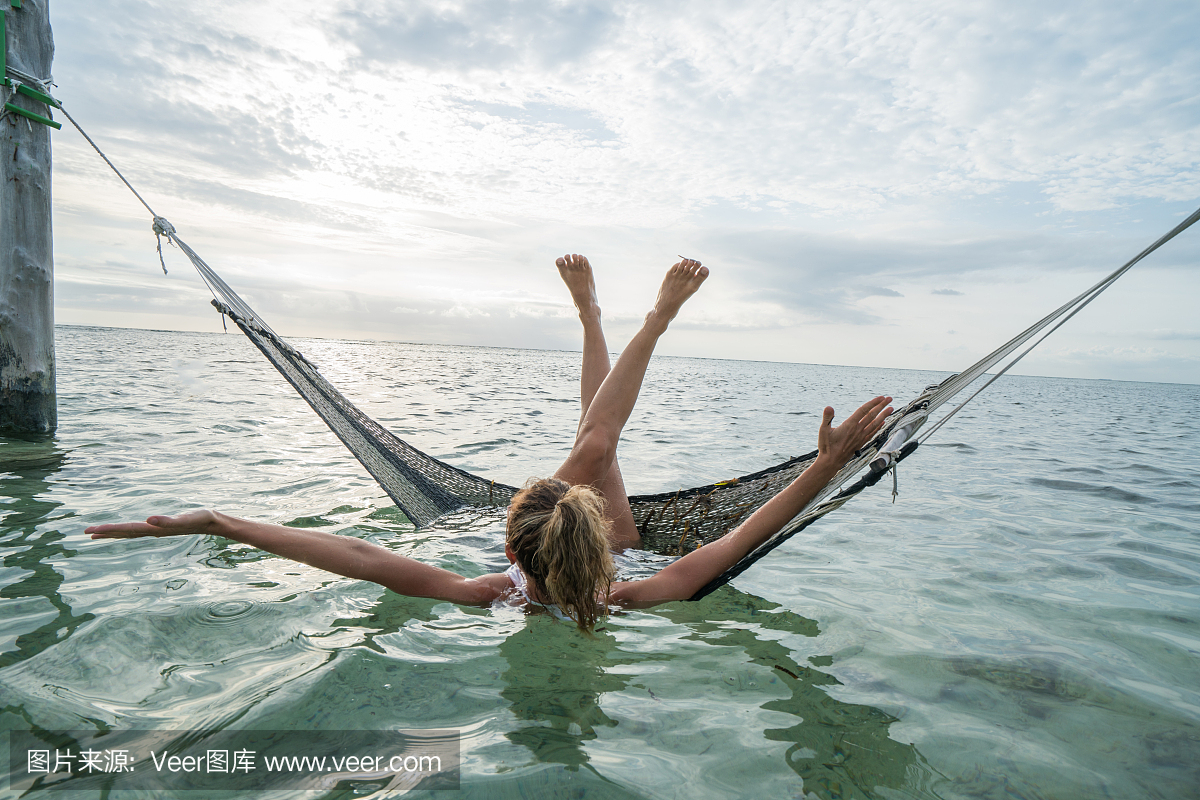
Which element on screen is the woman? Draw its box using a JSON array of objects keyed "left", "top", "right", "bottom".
[{"left": 88, "top": 256, "right": 892, "bottom": 630}]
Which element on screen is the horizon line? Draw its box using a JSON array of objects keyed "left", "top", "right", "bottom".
[{"left": 53, "top": 323, "right": 1200, "bottom": 388}]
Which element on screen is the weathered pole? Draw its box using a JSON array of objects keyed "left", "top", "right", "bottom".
[{"left": 0, "top": 0, "right": 56, "bottom": 433}]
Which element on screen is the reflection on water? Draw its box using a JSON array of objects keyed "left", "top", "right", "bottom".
[
  {"left": 654, "top": 592, "right": 932, "bottom": 797},
  {"left": 499, "top": 622, "right": 629, "bottom": 773},
  {"left": 0, "top": 437, "right": 94, "bottom": 673},
  {"left": 491, "top": 581, "right": 931, "bottom": 796}
]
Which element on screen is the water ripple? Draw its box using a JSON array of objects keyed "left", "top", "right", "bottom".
[{"left": 0, "top": 327, "right": 1197, "bottom": 799}]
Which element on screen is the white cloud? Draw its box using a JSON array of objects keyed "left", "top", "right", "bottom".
[
  {"left": 1145, "top": 330, "right": 1200, "bottom": 341},
  {"left": 47, "top": 0, "right": 1200, "bottom": 384},
  {"left": 442, "top": 305, "right": 490, "bottom": 318}
]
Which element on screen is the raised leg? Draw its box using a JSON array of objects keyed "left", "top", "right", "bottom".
[
  {"left": 554, "top": 256, "right": 709, "bottom": 550},
  {"left": 556, "top": 254, "right": 610, "bottom": 426},
  {"left": 557, "top": 254, "right": 642, "bottom": 549},
  {"left": 595, "top": 459, "right": 640, "bottom": 550}
]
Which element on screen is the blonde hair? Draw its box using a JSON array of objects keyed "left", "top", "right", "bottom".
[{"left": 506, "top": 477, "right": 615, "bottom": 631}]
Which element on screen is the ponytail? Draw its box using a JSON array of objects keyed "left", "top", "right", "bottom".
[{"left": 506, "top": 478, "right": 615, "bottom": 631}]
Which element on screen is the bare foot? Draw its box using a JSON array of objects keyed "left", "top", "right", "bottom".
[
  {"left": 646, "top": 258, "right": 708, "bottom": 332},
  {"left": 556, "top": 253, "right": 600, "bottom": 318}
]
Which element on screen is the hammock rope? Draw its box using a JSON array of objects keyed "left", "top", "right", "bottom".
[
  {"left": 59, "top": 107, "right": 1200, "bottom": 601},
  {"left": 919, "top": 205, "right": 1200, "bottom": 445}
]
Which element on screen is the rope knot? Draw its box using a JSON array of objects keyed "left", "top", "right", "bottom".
[
  {"left": 151, "top": 216, "right": 176, "bottom": 238},
  {"left": 151, "top": 216, "right": 176, "bottom": 274}
]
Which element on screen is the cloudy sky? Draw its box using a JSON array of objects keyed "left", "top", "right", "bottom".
[{"left": 47, "top": 0, "right": 1200, "bottom": 383}]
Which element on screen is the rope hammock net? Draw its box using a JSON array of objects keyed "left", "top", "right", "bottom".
[
  {"left": 45, "top": 89, "right": 1200, "bottom": 600},
  {"left": 181, "top": 206, "right": 1200, "bottom": 601}
]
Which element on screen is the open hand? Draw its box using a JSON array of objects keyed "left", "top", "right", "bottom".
[
  {"left": 86, "top": 510, "right": 221, "bottom": 540},
  {"left": 817, "top": 396, "right": 893, "bottom": 467}
]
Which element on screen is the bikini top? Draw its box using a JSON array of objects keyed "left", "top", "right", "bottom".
[{"left": 504, "top": 563, "right": 571, "bottom": 621}]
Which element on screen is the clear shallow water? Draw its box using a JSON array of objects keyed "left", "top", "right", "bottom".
[{"left": 2, "top": 324, "right": 1199, "bottom": 799}]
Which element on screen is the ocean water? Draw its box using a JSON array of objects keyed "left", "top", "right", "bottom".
[{"left": 2, "top": 324, "right": 1199, "bottom": 799}]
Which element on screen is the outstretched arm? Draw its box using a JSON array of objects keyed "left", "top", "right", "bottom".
[
  {"left": 86, "top": 511, "right": 503, "bottom": 605},
  {"left": 609, "top": 395, "right": 893, "bottom": 608}
]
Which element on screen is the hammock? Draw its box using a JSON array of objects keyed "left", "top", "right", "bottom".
[
  {"left": 188, "top": 205, "right": 1199, "bottom": 599},
  {"left": 55, "top": 102, "right": 1200, "bottom": 601}
]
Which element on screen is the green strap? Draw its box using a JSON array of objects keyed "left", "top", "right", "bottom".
[
  {"left": 1, "top": 7, "right": 62, "bottom": 127},
  {"left": 4, "top": 102, "right": 61, "bottom": 129},
  {"left": 14, "top": 81, "right": 56, "bottom": 107}
]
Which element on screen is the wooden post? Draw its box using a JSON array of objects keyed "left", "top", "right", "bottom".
[{"left": 0, "top": 0, "right": 55, "bottom": 433}]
